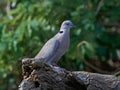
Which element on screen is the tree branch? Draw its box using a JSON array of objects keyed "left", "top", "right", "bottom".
[{"left": 18, "top": 58, "right": 120, "bottom": 90}]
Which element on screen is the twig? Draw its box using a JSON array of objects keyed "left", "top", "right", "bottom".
[
  {"left": 99, "top": 21, "right": 120, "bottom": 28},
  {"left": 95, "top": 0, "right": 104, "bottom": 15},
  {"left": 83, "top": 59, "right": 111, "bottom": 74},
  {"left": 77, "top": 41, "right": 111, "bottom": 74}
]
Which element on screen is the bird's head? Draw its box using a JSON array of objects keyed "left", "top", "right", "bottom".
[{"left": 60, "top": 20, "right": 75, "bottom": 30}]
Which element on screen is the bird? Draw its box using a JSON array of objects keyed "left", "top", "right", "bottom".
[{"left": 35, "top": 20, "right": 75, "bottom": 65}]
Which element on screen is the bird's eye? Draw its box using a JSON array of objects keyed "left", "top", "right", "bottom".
[{"left": 66, "top": 23, "right": 69, "bottom": 25}]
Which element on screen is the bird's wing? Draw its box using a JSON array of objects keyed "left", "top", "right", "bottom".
[{"left": 35, "top": 38, "right": 60, "bottom": 61}]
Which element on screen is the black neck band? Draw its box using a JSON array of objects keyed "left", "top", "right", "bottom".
[{"left": 59, "top": 31, "right": 63, "bottom": 33}]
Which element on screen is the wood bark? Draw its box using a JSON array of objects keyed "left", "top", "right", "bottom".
[{"left": 18, "top": 58, "right": 120, "bottom": 90}]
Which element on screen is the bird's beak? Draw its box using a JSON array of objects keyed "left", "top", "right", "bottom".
[{"left": 71, "top": 24, "right": 76, "bottom": 28}]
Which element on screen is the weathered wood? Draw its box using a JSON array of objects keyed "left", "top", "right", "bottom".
[
  {"left": 72, "top": 71, "right": 120, "bottom": 90},
  {"left": 18, "top": 58, "right": 120, "bottom": 90}
]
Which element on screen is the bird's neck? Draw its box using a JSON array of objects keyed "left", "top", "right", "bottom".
[
  {"left": 59, "top": 28, "right": 70, "bottom": 35},
  {"left": 55, "top": 29, "right": 70, "bottom": 43}
]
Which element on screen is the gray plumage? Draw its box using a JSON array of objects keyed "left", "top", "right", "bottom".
[{"left": 35, "top": 20, "right": 75, "bottom": 64}]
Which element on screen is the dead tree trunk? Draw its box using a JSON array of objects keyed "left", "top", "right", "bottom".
[{"left": 18, "top": 58, "right": 120, "bottom": 90}]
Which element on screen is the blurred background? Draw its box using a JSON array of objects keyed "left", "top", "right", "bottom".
[{"left": 0, "top": 0, "right": 120, "bottom": 89}]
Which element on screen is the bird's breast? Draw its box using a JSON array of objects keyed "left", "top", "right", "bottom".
[{"left": 58, "top": 34, "right": 70, "bottom": 54}]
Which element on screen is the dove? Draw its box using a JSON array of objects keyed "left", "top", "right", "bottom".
[{"left": 35, "top": 20, "right": 75, "bottom": 65}]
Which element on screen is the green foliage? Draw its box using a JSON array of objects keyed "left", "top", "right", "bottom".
[{"left": 0, "top": 0, "right": 120, "bottom": 89}]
